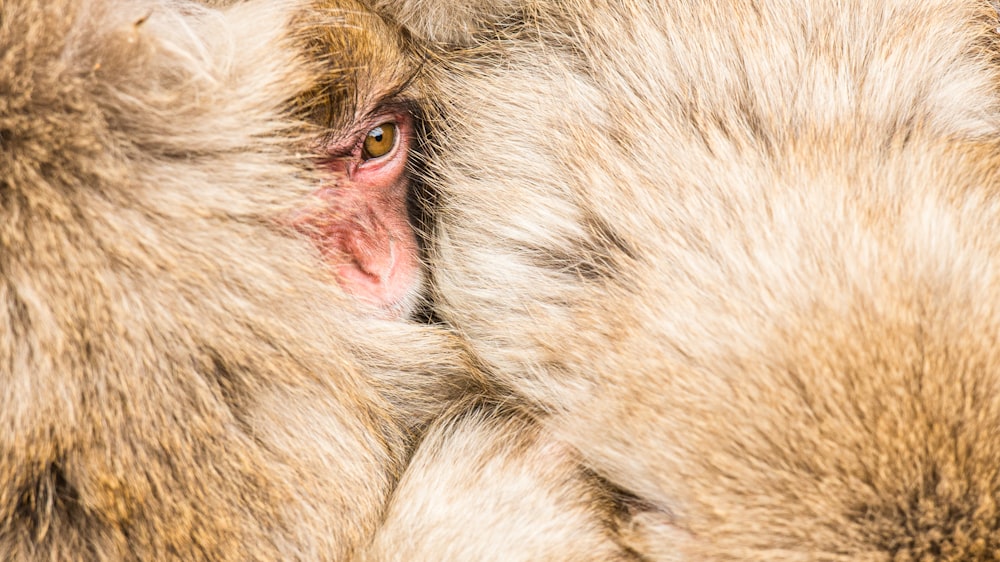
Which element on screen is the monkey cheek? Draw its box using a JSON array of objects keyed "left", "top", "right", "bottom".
[{"left": 290, "top": 188, "right": 420, "bottom": 316}]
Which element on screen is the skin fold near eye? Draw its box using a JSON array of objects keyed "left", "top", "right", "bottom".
[{"left": 362, "top": 122, "right": 396, "bottom": 160}]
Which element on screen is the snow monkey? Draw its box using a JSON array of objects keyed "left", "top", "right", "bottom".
[
  {"left": 301, "top": 4, "right": 639, "bottom": 559},
  {"left": 367, "top": 0, "right": 1000, "bottom": 559},
  {"left": 299, "top": 4, "right": 641, "bottom": 560},
  {"left": 0, "top": 0, "right": 474, "bottom": 558},
  {"left": 293, "top": 0, "right": 426, "bottom": 317},
  {"left": 0, "top": 0, "right": 636, "bottom": 559}
]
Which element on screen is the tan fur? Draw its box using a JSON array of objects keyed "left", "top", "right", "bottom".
[
  {"left": 0, "top": 0, "right": 474, "bottom": 559},
  {"left": 369, "top": 0, "right": 1000, "bottom": 558},
  {"left": 364, "top": 404, "right": 636, "bottom": 561},
  {"left": 366, "top": 0, "right": 519, "bottom": 45},
  {"left": 297, "top": 10, "right": 640, "bottom": 558}
]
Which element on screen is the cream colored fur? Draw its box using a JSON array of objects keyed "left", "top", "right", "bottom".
[
  {"left": 365, "top": 405, "right": 635, "bottom": 561},
  {"left": 370, "top": 0, "right": 1000, "bottom": 558}
]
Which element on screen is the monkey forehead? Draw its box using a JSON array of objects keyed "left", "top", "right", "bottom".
[{"left": 294, "top": 0, "right": 419, "bottom": 131}]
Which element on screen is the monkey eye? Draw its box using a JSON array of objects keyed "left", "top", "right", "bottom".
[{"left": 361, "top": 122, "right": 397, "bottom": 160}]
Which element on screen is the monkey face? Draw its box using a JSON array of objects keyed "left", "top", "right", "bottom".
[
  {"left": 293, "top": 109, "right": 422, "bottom": 315},
  {"left": 290, "top": 0, "right": 427, "bottom": 317}
]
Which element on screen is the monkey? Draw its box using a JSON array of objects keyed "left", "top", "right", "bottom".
[
  {"left": 295, "top": 4, "right": 644, "bottom": 559},
  {"left": 0, "top": 0, "right": 646, "bottom": 558},
  {"left": 0, "top": 0, "right": 479, "bottom": 558},
  {"left": 292, "top": 0, "right": 428, "bottom": 318},
  {"left": 363, "top": 0, "right": 1000, "bottom": 558},
  {"left": 298, "top": 3, "right": 637, "bottom": 558}
]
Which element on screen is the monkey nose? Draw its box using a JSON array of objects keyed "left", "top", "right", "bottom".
[
  {"left": 334, "top": 209, "right": 420, "bottom": 311},
  {"left": 343, "top": 218, "right": 395, "bottom": 283}
]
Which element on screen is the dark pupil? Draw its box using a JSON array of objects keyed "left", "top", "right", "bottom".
[{"left": 370, "top": 127, "right": 384, "bottom": 142}]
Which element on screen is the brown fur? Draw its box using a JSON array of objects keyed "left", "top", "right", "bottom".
[
  {"left": 0, "top": 0, "right": 474, "bottom": 559},
  {"left": 369, "top": 0, "right": 1000, "bottom": 559},
  {"left": 0, "top": 0, "right": 640, "bottom": 558},
  {"left": 297, "top": 0, "right": 417, "bottom": 132}
]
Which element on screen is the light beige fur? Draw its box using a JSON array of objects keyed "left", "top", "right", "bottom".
[
  {"left": 369, "top": 0, "right": 1000, "bottom": 558},
  {"left": 364, "top": 404, "right": 635, "bottom": 561}
]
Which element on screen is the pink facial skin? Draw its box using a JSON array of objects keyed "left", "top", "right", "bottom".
[{"left": 294, "top": 110, "right": 422, "bottom": 317}]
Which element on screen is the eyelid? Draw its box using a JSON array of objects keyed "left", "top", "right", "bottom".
[{"left": 315, "top": 110, "right": 412, "bottom": 163}]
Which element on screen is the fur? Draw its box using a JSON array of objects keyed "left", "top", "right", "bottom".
[
  {"left": 0, "top": 0, "right": 471, "bottom": 559},
  {"left": 372, "top": 0, "right": 1000, "bottom": 558},
  {"left": 365, "top": 404, "right": 635, "bottom": 561}
]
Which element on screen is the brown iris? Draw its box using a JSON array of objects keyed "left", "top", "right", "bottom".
[{"left": 361, "top": 123, "right": 396, "bottom": 160}]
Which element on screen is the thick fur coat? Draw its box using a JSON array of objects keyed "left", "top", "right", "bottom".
[
  {"left": 0, "top": 0, "right": 472, "bottom": 559},
  {"left": 371, "top": 0, "right": 1000, "bottom": 558}
]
